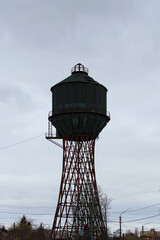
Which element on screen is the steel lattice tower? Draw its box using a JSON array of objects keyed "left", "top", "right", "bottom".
[{"left": 46, "top": 64, "right": 110, "bottom": 240}]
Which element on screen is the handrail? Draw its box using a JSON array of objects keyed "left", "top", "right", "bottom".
[
  {"left": 71, "top": 63, "right": 88, "bottom": 74},
  {"left": 48, "top": 109, "right": 110, "bottom": 119},
  {"left": 45, "top": 132, "right": 56, "bottom": 138}
]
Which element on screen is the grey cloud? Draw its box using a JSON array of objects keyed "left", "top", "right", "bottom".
[{"left": 0, "top": 84, "right": 33, "bottom": 112}]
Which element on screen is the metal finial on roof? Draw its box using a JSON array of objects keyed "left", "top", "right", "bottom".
[{"left": 71, "top": 63, "right": 88, "bottom": 74}]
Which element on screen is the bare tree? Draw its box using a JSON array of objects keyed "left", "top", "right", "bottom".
[
  {"left": 134, "top": 228, "right": 139, "bottom": 236},
  {"left": 126, "top": 229, "right": 131, "bottom": 235},
  {"left": 71, "top": 185, "right": 111, "bottom": 239},
  {"left": 98, "top": 186, "right": 112, "bottom": 238}
]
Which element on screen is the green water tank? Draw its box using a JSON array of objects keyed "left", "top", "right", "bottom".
[{"left": 49, "top": 63, "right": 110, "bottom": 139}]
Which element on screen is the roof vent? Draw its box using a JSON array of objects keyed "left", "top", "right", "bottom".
[{"left": 71, "top": 63, "right": 88, "bottom": 74}]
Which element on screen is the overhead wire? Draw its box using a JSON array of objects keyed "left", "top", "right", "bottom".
[
  {"left": 124, "top": 213, "right": 160, "bottom": 223},
  {"left": 0, "top": 133, "right": 44, "bottom": 150},
  {"left": 127, "top": 203, "right": 160, "bottom": 213},
  {"left": 1, "top": 134, "right": 160, "bottom": 226},
  {"left": 110, "top": 202, "right": 160, "bottom": 214},
  {"left": 0, "top": 204, "right": 55, "bottom": 209},
  {"left": 0, "top": 197, "right": 160, "bottom": 219},
  {"left": 112, "top": 187, "right": 160, "bottom": 201},
  {"left": 109, "top": 213, "right": 160, "bottom": 223},
  {"left": 0, "top": 133, "right": 160, "bottom": 203},
  {"left": 122, "top": 223, "right": 136, "bottom": 229},
  {"left": 0, "top": 210, "right": 54, "bottom": 216}
]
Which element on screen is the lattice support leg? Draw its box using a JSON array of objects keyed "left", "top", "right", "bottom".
[{"left": 51, "top": 135, "right": 106, "bottom": 240}]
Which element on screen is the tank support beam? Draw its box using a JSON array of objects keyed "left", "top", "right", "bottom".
[{"left": 51, "top": 135, "right": 107, "bottom": 240}]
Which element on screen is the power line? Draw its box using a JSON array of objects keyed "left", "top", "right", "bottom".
[
  {"left": 0, "top": 201, "right": 160, "bottom": 219},
  {"left": 124, "top": 214, "right": 160, "bottom": 223},
  {"left": 112, "top": 187, "right": 160, "bottom": 201},
  {"left": 1, "top": 194, "right": 160, "bottom": 213},
  {"left": 0, "top": 210, "right": 54, "bottom": 216},
  {"left": 109, "top": 214, "right": 160, "bottom": 223},
  {"left": 111, "top": 202, "right": 160, "bottom": 214},
  {"left": 0, "top": 204, "right": 55, "bottom": 209},
  {"left": 122, "top": 223, "right": 137, "bottom": 229},
  {"left": 0, "top": 133, "right": 44, "bottom": 150},
  {"left": 127, "top": 203, "right": 160, "bottom": 213}
]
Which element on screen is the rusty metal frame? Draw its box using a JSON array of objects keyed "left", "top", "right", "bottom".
[{"left": 50, "top": 135, "right": 107, "bottom": 240}]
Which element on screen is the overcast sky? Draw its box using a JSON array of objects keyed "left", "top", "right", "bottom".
[{"left": 0, "top": 0, "right": 160, "bottom": 234}]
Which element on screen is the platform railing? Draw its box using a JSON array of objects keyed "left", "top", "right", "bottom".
[
  {"left": 48, "top": 108, "right": 110, "bottom": 119},
  {"left": 45, "top": 111, "right": 55, "bottom": 139},
  {"left": 46, "top": 108, "right": 110, "bottom": 139},
  {"left": 71, "top": 63, "right": 88, "bottom": 74}
]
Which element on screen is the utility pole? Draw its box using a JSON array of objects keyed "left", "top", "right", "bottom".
[
  {"left": 13, "top": 222, "right": 15, "bottom": 240},
  {"left": 142, "top": 225, "right": 144, "bottom": 239},
  {"left": 119, "top": 208, "right": 130, "bottom": 239},
  {"left": 119, "top": 216, "right": 122, "bottom": 239}
]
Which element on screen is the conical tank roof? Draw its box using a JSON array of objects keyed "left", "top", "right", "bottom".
[{"left": 51, "top": 63, "right": 107, "bottom": 90}]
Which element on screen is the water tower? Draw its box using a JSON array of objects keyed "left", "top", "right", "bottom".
[{"left": 46, "top": 63, "right": 110, "bottom": 240}]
